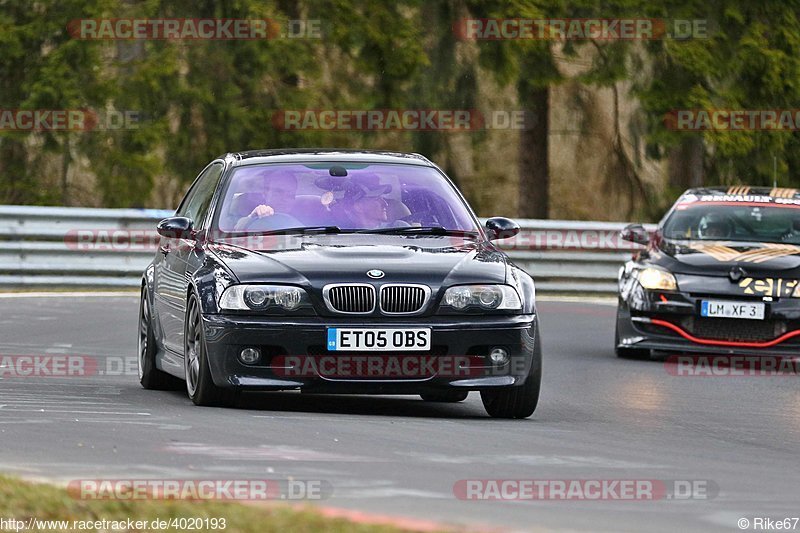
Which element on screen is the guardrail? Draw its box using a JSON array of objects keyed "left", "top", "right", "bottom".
[{"left": 0, "top": 205, "right": 655, "bottom": 293}]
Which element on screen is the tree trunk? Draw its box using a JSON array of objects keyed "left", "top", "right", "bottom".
[
  {"left": 518, "top": 87, "right": 549, "bottom": 218},
  {"left": 668, "top": 136, "right": 704, "bottom": 189},
  {"left": 61, "top": 137, "right": 71, "bottom": 205},
  {"left": 0, "top": 139, "right": 27, "bottom": 204}
]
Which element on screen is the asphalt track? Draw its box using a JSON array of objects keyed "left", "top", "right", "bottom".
[{"left": 0, "top": 293, "right": 798, "bottom": 532}]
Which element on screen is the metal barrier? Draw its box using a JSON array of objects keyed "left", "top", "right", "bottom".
[{"left": 0, "top": 205, "right": 654, "bottom": 293}]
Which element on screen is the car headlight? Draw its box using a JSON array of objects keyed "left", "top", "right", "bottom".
[
  {"left": 438, "top": 284, "right": 522, "bottom": 313},
  {"left": 634, "top": 267, "right": 678, "bottom": 291},
  {"left": 219, "top": 285, "right": 313, "bottom": 313}
]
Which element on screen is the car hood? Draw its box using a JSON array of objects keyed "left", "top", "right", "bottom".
[
  {"left": 209, "top": 234, "right": 508, "bottom": 287},
  {"left": 653, "top": 239, "right": 800, "bottom": 277}
]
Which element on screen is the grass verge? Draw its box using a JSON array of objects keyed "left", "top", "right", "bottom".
[{"left": 0, "top": 475, "right": 436, "bottom": 532}]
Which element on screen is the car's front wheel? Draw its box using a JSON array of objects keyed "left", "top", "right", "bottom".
[
  {"left": 480, "top": 325, "right": 541, "bottom": 419},
  {"left": 184, "top": 294, "right": 238, "bottom": 407},
  {"left": 138, "top": 288, "right": 181, "bottom": 390},
  {"left": 420, "top": 391, "right": 469, "bottom": 403}
]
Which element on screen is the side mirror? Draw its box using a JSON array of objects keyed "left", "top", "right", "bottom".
[
  {"left": 157, "top": 217, "right": 194, "bottom": 239},
  {"left": 620, "top": 223, "right": 649, "bottom": 246},
  {"left": 485, "top": 217, "right": 520, "bottom": 241}
]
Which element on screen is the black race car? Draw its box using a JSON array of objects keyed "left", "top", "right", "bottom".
[
  {"left": 616, "top": 186, "right": 800, "bottom": 358},
  {"left": 138, "top": 149, "right": 541, "bottom": 418}
]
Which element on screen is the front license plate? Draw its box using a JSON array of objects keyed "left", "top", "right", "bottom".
[
  {"left": 700, "top": 300, "right": 765, "bottom": 320},
  {"left": 327, "top": 328, "right": 431, "bottom": 351}
]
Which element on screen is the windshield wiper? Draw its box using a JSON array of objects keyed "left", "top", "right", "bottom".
[
  {"left": 355, "top": 226, "right": 479, "bottom": 237},
  {"left": 257, "top": 226, "right": 345, "bottom": 236}
]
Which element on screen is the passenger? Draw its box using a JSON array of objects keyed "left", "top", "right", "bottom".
[{"left": 336, "top": 174, "right": 408, "bottom": 229}]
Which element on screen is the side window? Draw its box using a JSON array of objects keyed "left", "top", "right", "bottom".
[{"left": 177, "top": 163, "right": 224, "bottom": 229}]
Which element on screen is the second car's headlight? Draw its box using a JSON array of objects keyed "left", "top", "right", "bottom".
[
  {"left": 439, "top": 284, "right": 522, "bottom": 313},
  {"left": 219, "top": 285, "right": 312, "bottom": 313},
  {"left": 634, "top": 267, "right": 678, "bottom": 291}
]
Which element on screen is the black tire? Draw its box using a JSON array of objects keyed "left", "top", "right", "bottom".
[
  {"left": 420, "top": 391, "right": 469, "bottom": 403},
  {"left": 138, "top": 288, "right": 181, "bottom": 390},
  {"left": 184, "top": 294, "right": 238, "bottom": 407},
  {"left": 480, "top": 325, "right": 542, "bottom": 419}
]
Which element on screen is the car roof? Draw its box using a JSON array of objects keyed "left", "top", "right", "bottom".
[
  {"left": 682, "top": 186, "right": 800, "bottom": 199},
  {"left": 220, "top": 149, "right": 435, "bottom": 168}
]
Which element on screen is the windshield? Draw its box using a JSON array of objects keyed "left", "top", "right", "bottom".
[
  {"left": 663, "top": 203, "right": 800, "bottom": 244},
  {"left": 216, "top": 162, "right": 480, "bottom": 234}
]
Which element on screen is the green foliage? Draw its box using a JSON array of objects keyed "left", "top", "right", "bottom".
[
  {"left": 2, "top": 0, "right": 800, "bottom": 214},
  {"left": 0, "top": 0, "right": 115, "bottom": 203},
  {"left": 638, "top": 0, "right": 800, "bottom": 187}
]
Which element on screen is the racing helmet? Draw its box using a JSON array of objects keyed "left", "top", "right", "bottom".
[{"left": 698, "top": 213, "right": 733, "bottom": 239}]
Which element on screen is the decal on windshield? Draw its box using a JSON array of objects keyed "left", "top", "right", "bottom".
[{"left": 689, "top": 243, "right": 800, "bottom": 264}]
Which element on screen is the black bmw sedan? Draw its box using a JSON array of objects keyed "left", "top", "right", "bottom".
[
  {"left": 138, "top": 149, "right": 541, "bottom": 418},
  {"left": 616, "top": 186, "right": 800, "bottom": 358}
]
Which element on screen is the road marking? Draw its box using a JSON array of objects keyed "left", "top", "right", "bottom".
[
  {"left": 0, "top": 400, "right": 125, "bottom": 405},
  {"left": 538, "top": 295, "right": 617, "bottom": 306},
  {"left": 396, "top": 451, "right": 662, "bottom": 468},
  {"left": 0, "top": 291, "right": 137, "bottom": 298},
  {"left": 71, "top": 420, "right": 192, "bottom": 430},
  {"left": 0, "top": 344, "right": 114, "bottom": 355},
  {"left": 702, "top": 511, "right": 763, "bottom": 529},
  {"left": 337, "top": 487, "right": 450, "bottom": 499},
  {"left": 164, "top": 442, "right": 370, "bottom": 462},
  {"left": 0, "top": 408, "right": 151, "bottom": 415}
]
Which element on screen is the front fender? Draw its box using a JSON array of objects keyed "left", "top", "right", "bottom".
[
  {"left": 508, "top": 264, "right": 537, "bottom": 315},
  {"left": 191, "top": 251, "right": 238, "bottom": 316}
]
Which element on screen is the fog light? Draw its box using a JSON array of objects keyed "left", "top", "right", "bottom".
[
  {"left": 489, "top": 347, "right": 509, "bottom": 365},
  {"left": 239, "top": 347, "right": 261, "bottom": 364}
]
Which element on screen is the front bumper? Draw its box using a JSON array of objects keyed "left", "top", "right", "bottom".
[
  {"left": 618, "top": 280, "right": 800, "bottom": 356},
  {"left": 201, "top": 313, "right": 540, "bottom": 392}
]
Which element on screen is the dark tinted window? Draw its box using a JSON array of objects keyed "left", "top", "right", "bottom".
[
  {"left": 177, "top": 162, "right": 224, "bottom": 228},
  {"left": 663, "top": 204, "right": 800, "bottom": 244},
  {"left": 216, "top": 162, "right": 478, "bottom": 233}
]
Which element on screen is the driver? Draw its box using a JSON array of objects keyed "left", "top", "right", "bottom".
[
  {"left": 234, "top": 171, "right": 298, "bottom": 231},
  {"left": 698, "top": 213, "right": 733, "bottom": 239}
]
